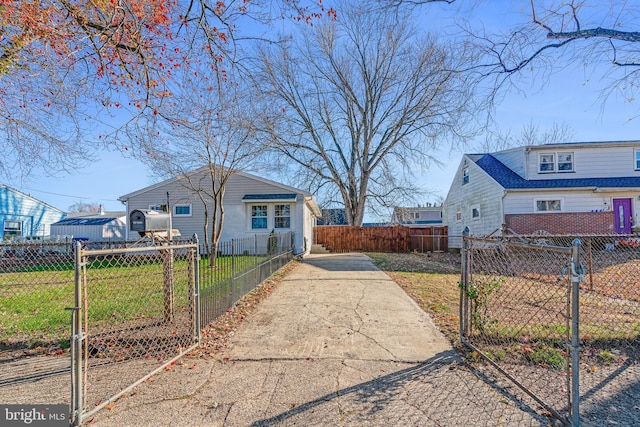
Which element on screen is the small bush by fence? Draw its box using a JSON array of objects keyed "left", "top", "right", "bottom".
[{"left": 314, "top": 226, "right": 447, "bottom": 253}]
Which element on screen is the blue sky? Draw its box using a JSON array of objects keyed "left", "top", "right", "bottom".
[{"left": 11, "top": 2, "right": 640, "bottom": 216}]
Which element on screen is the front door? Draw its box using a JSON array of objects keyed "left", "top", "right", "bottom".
[{"left": 613, "top": 198, "right": 633, "bottom": 234}]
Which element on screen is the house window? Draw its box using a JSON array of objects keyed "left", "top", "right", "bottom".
[
  {"left": 411, "top": 212, "right": 420, "bottom": 220},
  {"left": 536, "top": 199, "right": 562, "bottom": 212},
  {"left": 557, "top": 152, "right": 573, "bottom": 172},
  {"left": 4, "top": 220, "right": 22, "bottom": 239},
  {"left": 149, "top": 204, "right": 168, "bottom": 212},
  {"left": 174, "top": 205, "right": 192, "bottom": 217},
  {"left": 635, "top": 149, "right": 640, "bottom": 170},
  {"left": 539, "top": 154, "right": 555, "bottom": 172},
  {"left": 471, "top": 206, "right": 480, "bottom": 219},
  {"left": 539, "top": 152, "right": 574, "bottom": 173},
  {"left": 462, "top": 167, "right": 469, "bottom": 184},
  {"left": 274, "top": 204, "right": 291, "bottom": 229},
  {"left": 456, "top": 212, "right": 462, "bottom": 223},
  {"left": 251, "top": 205, "right": 268, "bottom": 229}
]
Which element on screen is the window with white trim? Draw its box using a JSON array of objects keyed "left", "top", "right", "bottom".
[
  {"left": 410, "top": 212, "right": 420, "bottom": 220},
  {"left": 539, "top": 152, "right": 574, "bottom": 173},
  {"left": 4, "top": 220, "right": 22, "bottom": 238},
  {"left": 251, "top": 205, "right": 268, "bottom": 229},
  {"left": 539, "top": 154, "right": 555, "bottom": 172},
  {"left": 149, "top": 204, "right": 167, "bottom": 212},
  {"left": 456, "top": 212, "right": 462, "bottom": 222},
  {"left": 274, "top": 204, "right": 291, "bottom": 229},
  {"left": 557, "top": 152, "right": 574, "bottom": 171},
  {"left": 462, "top": 167, "right": 469, "bottom": 184},
  {"left": 174, "top": 204, "right": 192, "bottom": 217},
  {"left": 535, "top": 199, "right": 562, "bottom": 212},
  {"left": 471, "top": 205, "right": 480, "bottom": 219},
  {"left": 635, "top": 149, "right": 640, "bottom": 170}
]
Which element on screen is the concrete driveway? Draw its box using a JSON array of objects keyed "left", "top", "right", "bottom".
[{"left": 91, "top": 253, "right": 549, "bottom": 426}]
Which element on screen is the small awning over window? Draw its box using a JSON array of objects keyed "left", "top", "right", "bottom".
[{"left": 242, "top": 194, "right": 298, "bottom": 203}]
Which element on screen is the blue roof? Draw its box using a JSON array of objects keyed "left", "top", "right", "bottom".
[
  {"left": 476, "top": 154, "right": 640, "bottom": 190},
  {"left": 242, "top": 193, "right": 297, "bottom": 201},
  {"left": 53, "top": 217, "right": 118, "bottom": 226}
]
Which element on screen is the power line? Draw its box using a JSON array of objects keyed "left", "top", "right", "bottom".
[{"left": 19, "top": 186, "right": 119, "bottom": 203}]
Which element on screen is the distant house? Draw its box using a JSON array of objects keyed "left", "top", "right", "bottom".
[
  {"left": 444, "top": 141, "right": 640, "bottom": 248},
  {"left": 0, "top": 185, "right": 65, "bottom": 241},
  {"left": 118, "top": 168, "right": 321, "bottom": 255},
  {"left": 316, "top": 208, "right": 348, "bottom": 226},
  {"left": 50, "top": 206, "right": 126, "bottom": 241},
  {"left": 390, "top": 205, "right": 443, "bottom": 227}
]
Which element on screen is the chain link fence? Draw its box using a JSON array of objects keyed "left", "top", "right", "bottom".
[
  {"left": 0, "top": 242, "right": 75, "bottom": 388},
  {"left": 200, "top": 232, "right": 294, "bottom": 326},
  {"left": 461, "top": 232, "right": 640, "bottom": 426}
]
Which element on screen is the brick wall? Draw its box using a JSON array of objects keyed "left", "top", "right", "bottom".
[{"left": 505, "top": 212, "right": 615, "bottom": 235}]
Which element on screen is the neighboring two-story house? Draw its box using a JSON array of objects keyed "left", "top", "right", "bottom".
[{"left": 444, "top": 141, "right": 640, "bottom": 248}]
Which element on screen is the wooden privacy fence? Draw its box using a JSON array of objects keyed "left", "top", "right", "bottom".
[{"left": 313, "top": 226, "right": 448, "bottom": 253}]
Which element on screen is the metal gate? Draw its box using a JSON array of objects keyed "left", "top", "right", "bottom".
[
  {"left": 460, "top": 232, "right": 581, "bottom": 426},
  {"left": 69, "top": 239, "right": 200, "bottom": 425}
]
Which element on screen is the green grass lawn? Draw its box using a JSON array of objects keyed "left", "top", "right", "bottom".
[{"left": 0, "top": 254, "right": 272, "bottom": 347}]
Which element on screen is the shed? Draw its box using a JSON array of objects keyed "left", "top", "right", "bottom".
[{"left": 51, "top": 211, "right": 126, "bottom": 241}]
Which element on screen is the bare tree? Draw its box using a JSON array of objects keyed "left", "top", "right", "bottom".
[
  {"left": 479, "top": 121, "right": 575, "bottom": 152},
  {"left": 379, "top": 1, "right": 640, "bottom": 108},
  {"left": 135, "top": 70, "right": 263, "bottom": 266},
  {"left": 254, "top": 2, "right": 478, "bottom": 225},
  {"left": 67, "top": 201, "right": 102, "bottom": 213}
]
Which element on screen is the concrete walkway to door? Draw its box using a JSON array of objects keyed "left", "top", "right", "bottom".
[{"left": 91, "top": 253, "right": 550, "bottom": 426}]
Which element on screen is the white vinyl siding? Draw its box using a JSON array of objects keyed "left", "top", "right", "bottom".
[
  {"left": 527, "top": 143, "right": 640, "bottom": 180},
  {"left": 444, "top": 155, "right": 505, "bottom": 248},
  {"left": 503, "top": 191, "right": 639, "bottom": 214}
]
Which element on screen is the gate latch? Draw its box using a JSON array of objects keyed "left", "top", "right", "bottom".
[{"left": 570, "top": 261, "right": 585, "bottom": 283}]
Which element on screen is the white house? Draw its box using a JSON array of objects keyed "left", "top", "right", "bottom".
[
  {"left": 118, "top": 169, "right": 321, "bottom": 255},
  {"left": 390, "top": 205, "right": 443, "bottom": 227},
  {"left": 444, "top": 141, "right": 640, "bottom": 248}
]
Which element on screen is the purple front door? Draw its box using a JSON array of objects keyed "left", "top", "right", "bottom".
[{"left": 613, "top": 198, "right": 633, "bottom": 234}]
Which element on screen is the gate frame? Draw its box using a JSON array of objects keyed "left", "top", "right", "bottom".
[
  {"left": 460, "top": 228, "right": 581, "bottom": 426},
  {"left": 69, "top": 239, "right": 200, "bottom": 426}
]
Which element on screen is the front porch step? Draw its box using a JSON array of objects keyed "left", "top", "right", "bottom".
[{"left": 310, "top": 244, "right": 331, "bottom": 254}]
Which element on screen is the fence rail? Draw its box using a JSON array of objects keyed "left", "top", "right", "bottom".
[{"left": 314, "top": 225, "right": 447, "bottom": 253}]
